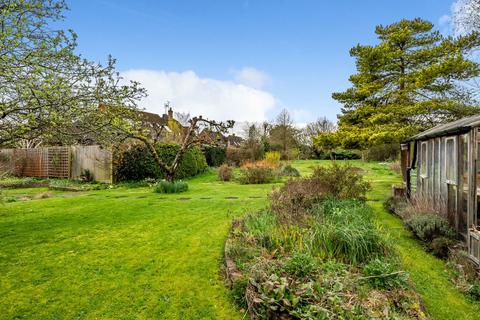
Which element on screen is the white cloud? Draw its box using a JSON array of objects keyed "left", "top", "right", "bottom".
[
  {"left": 231, "top": 67, "right": 271, "bottom": 88},
  {"left": 121, "top": 69, "right": 277, "bottom": 123},
  {"left": 438, "top": 14, "right": 452, "bottom": 26},
  {"left": 437, "top": 13, "right": 454, "bottom": 35}
]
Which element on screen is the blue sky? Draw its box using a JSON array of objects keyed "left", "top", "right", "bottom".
[{"left": 63, "top": 0, "right": 456, "bottom": 125}]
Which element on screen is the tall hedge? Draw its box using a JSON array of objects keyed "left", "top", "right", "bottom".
[
  {"left": 114, "top": 144, "right": 208, "bottom": 181},
  {"left": 203, "top": 146, "right": 226, "bottom": 167}
]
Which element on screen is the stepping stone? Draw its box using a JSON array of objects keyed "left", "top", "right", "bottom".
[
  {"left": 200, "top": 197, "right": 212, "bottom": 200},
  {"left": 225, "top": 197, "right": 238, "bottom": 200},
  {"left": 248, "top": 196, "right": 262, "bottom": 199},
  {"left": 177, "top": 197, "right": 191, "bottom": 201}
]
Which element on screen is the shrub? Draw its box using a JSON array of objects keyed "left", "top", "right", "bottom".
[
  {"left": 283, "top": 252, "right": 318, "bottom": 278},
  {"left": 269, "top": 177, "right": 327, "bottom": 221},
  {"left": 154, "top": 180, "right": 188, "bottom": 193},
  {"left": 430, "top": 236, "right": 453, "bottom": 259},
  {"left": 446, "top": 250, "right": 480, "bottom": 300},
  {"left": 238, "top": 161, "right": 276, "bottom": 184},
  {"left": 312, "top": 163, "right": 371, "bottom": 201},
  {"left": 363, "top": 143, "right": 399, "bottom": 161},
  {"left": 218, "top": 164, "right": 234, "bottom": 181},
  {"left": 264, "top": 151, "right": 281, "bottom": 168},
  {"left": 114, "top": 144, "right": 207, "bottom": 181},
  {"left": 383, "top": 196, "right": 407, "bottom": 215},
  {"left": 405, "top": 214, "right": 456, "bottom": 243},
  {"left": 269, "top": 164, "right": 371, "bottom": 222},
  {"left": 80, "top": 169, "right": 95, "bottom": 182},
  {"left": 225, "top": 147, "right": 251, "bottom": 166},
  {"left": 468, "top": 283, "right": 480, "bottom": 301},
  {"left": 203, "top": 146, "right": 226, "bottom": 167},
  {"left": 231, "top": 277, "right": 249, "bottom": 308},
  {"left": 279, "top": 164, "right": 300, "bottom": 177},
  {"left": 362, "top": 258, "right": 408, "bottom": 290}
]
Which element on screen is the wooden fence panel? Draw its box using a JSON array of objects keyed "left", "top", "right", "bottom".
[
  {"left": 71, "top": 146, "right": 112, "bottom": 183},
  {"left": 0, "top": 145, "right": 112, "bottom": 182},
  {"left": 14, "top": 148, "right": 48, "bottom": 177},
  {"left": 0, "top": 149, "right": 15, "bottom": 175}
]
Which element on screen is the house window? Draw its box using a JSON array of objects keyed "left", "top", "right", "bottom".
[
  {"left": 420, "top": 141, "right": 428, "bottom": 177},
  {"left": 445, "top": 137, "right": 456, "bottom": 184}
]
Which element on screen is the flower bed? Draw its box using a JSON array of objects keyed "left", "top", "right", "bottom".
[{"left": 225, "top": 165, "right": 426, "bottom": 319}]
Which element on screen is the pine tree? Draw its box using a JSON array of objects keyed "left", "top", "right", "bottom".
[{"left": 333, "top": 18, "right": 480, "bottom": 148}]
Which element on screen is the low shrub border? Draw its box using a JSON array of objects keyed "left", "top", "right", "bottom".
[{"left": 114, "top": 143, "right": 207, "bottom": 181}]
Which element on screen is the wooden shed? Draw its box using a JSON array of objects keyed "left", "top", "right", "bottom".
[{"left": 401, "top": 114, "right": 480, "bottom": 264}]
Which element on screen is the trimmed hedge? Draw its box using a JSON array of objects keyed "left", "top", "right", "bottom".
[
  {"left": 203, "top": 146, "right": 226, "bottom": 167},
  {"left": 114, "top": 144, "right": 207, "bottom": 181}
]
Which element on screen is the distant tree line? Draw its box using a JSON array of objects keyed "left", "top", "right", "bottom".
[{"left": 235, "top": 109, "right": 341, "bottom": 162}]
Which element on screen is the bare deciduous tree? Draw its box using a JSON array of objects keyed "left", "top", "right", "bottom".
[
  {"left": 134, "top": 117, "right": 234, "bottom": 181},
  {"left": 305, "top": 117, "right": 337, "bottom": 137},
  {"left": 269, "top": 109, "right": 298, "bottom": 157}
]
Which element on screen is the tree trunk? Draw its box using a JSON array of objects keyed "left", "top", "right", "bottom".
[{"left": 165, "top": 171, "right": 175, "bottom": 182}]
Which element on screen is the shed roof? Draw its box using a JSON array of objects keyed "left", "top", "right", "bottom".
[{"left": 409, "top": 114, "right": 480, "bottom": 141}]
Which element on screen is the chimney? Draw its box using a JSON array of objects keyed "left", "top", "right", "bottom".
[{"left": 168, "top": 107, "right": 173, "bottom": 120}]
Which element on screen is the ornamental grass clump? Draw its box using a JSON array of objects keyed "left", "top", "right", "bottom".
[
  {"left": 309, "top": 199, "right": 390, "bottom": 265},
  {"left": 154, "top": 180, "right": 188, "bottom": 194}
]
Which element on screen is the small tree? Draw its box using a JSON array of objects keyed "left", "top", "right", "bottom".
[
  {"left": 242, "top": 122, "right": 264, "bottom": 160},
  {"left": 134, "top": 116, "right": 234, "bottom": 182},
  {"left": 0, "top": 0, "right": 145, "bottom": 148},
  {"left": 269, "top": 109, "right": 298, "bottom": 158}
]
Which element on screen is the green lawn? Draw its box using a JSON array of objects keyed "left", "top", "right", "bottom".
[
  {"left": 1, "top": 160, "right": 479, "bottom": 319},
  {"left": 0, "top": 172, "right": 275, "bottom": 319}
]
